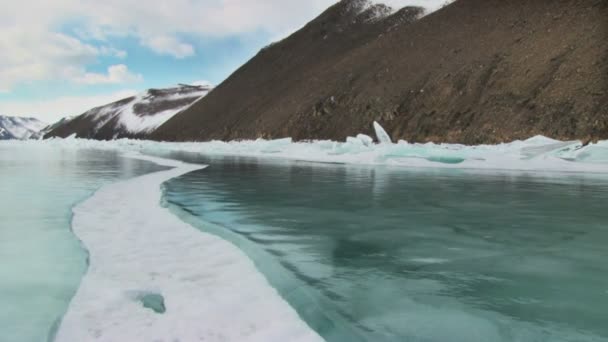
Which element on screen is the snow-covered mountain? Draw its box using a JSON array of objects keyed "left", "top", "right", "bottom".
[
  {"left": 45, "top": 84, "right": 211, "bottom": 140},
  {"left": 0, "top": 116, "right": 47, "bottom": 140}
]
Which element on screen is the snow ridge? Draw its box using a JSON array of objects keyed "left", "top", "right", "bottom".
[{"left": 55, "top": 154, "right": 322, "bottom": 342}]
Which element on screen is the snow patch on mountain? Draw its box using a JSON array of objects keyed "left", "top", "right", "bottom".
[
  {"left": 73, "top": 84, "right": 211, "bottom": 138},
  {"left": 118, "top": 89, "right": 209, "bottom": 134},
  {"left": 365, "top": 0, "right": 455, "bottom": 16},
  {"left": 0, "top": 116, "right": 47, "bottom": 140}
]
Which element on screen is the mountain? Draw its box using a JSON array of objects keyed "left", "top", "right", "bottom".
[
  {"left": 0, "top": 116, "right": 47, "bottom": 140},
  {"left": 152, "top": 0, "right": 608, "bottom": 144},
  {"left": 44, "top": 84, "right": 211, "bottom": 140},
  {"left": 32, "top": 116, "right": 75, "bottom": 140}
]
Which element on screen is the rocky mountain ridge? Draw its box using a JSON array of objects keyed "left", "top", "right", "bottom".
[{"left": 151, "top": 0, "right": 608, "bottom": 144}]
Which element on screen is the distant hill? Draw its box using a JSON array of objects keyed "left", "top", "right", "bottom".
[
  {"left": 44, "top": 84, "right": 211, "bottom": 140},
  {"left": 151, "top": 0, "right": 608, "bottom": 144},
  {"left": 0, "top": 116, "right": 47, "bottom": 140}
]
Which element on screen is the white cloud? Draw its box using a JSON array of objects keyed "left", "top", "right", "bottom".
[
  {"left": 141, "top": 35, "right": 195, "bottom": 59},
  {"left": 0, "top": 0, "right": 449, "bottom": 91},
  {"left": 0, "top": 90, "right": 138, "bottom": 123},
  {"left": 0, "top": 27, "right": 132, "bottom": 91},
  {"left": 74, "top": 64, "right": 142, "bottom": 85},
  {"left": 99, "top": 46, "right": 128, "bottom": 59},
  {"left": 0, "top": 29, "right": 98, "bottom": 91}
]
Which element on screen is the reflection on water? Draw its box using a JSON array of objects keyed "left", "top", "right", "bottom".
[
  {"left": 0, "top": 145, "right": 167, "bottom": 342},
  {"left": 162, "top": 153, "right": 608, "bottom": 342}
]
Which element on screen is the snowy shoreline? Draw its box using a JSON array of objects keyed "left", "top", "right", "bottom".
[
  {"left": 55, "top": 154, "right": 322, "bottom": 342},
  {"left": 4, "top": 122, "right": 608, "bottom": 174}
]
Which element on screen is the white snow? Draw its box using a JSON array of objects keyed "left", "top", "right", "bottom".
[
  {"left": 365, "top": 0, "right": 455, "bottom": 16},
  {"left": 0, "top": 116, "right": 47, "bottom": 139},
  {"left": 55, "top": 154, "right": 322, "bottom": 342},
  {"left": 117, "top": 90, "right": 208, "bottom": 134},
  {"left": 83, "top": 86, "right": 210, "bottom": 135}
]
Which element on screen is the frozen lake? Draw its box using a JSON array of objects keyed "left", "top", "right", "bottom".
[
  {"left": 163, "top": 153, "right": 608, "bottom": 341},
  {"left": 0, "top": 145, "right": 166, "bottom": 342},
  {"left": 2, "top": 136, "right": 608, "bottom": 342}
]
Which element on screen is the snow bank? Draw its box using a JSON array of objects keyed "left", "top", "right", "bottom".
[{"left": 55, "top": 154, "right": 322, "bottom": 342}]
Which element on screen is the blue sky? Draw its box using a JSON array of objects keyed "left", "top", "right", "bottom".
[{"left": 0, "top": 0, "right": 446, "bottom": 123}]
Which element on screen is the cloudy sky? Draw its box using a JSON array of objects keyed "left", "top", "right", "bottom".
[{"left": 0, "top": 0, "right": 447, "bottom": 123}]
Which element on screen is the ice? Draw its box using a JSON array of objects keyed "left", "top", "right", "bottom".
[
  {"left": 6, "top": 120, "right": 608, "bottom": 174},
  {"left": 373, "top": 121, "right": 393, "bottom": 144},
  {"left": 54, "top": 154, "right": 322, "bottom": 342},
  {"left": 357, "top": 134, "right": 374, "bottom": 147},
  {"left": 0, "top": 146, "right": 170, "bottom": 342},
  {"left": 5, "top": 127, "right": 608, "bottom": 341}
]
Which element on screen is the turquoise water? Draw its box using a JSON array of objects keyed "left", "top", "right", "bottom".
[
  {"left": 162, "top": 153, "right": 608, "bottom": 342},
  {"left": 3, "top": 143, "right": 608, "bottom": 342},
  {"left": 0, "top": 145, "right": 166, "bottom": 342}
]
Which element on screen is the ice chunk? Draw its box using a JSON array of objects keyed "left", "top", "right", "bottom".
[
  {"left": 7, "top": 119, "right": 608, "bottom": 173},
  {"left": 356, "top": 134, "right": 374, "bottom": 147},
  {"left": 373, "top": 121, "right": 393, "bottom": 144}
]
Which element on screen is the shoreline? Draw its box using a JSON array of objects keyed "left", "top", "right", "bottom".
[{"left": 3, "top": 134, "right": 608, "bottom": 175}]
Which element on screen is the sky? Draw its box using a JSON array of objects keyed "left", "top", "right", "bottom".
[{"left": 0, "top": 0, "right": 447, "bottom": 123}]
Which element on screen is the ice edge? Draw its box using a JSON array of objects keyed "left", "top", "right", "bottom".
[{"left": 55, "top": 153, "right": 323, "bottom": 342}]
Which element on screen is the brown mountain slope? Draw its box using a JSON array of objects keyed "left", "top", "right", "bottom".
[{"left": 153, "top": 0, "right": 608, "bottom": 144}]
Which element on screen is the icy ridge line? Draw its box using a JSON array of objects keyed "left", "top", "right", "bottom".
[{"left": 55, "top": 154, "right": 323, "bottom": 342}]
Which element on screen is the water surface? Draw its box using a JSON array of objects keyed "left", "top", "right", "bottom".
[{"left": 162, "top": 153, "right": 608, "bottom": 342}]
